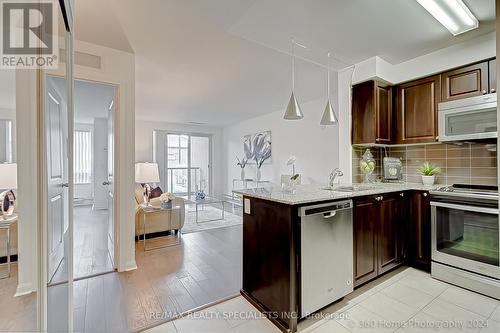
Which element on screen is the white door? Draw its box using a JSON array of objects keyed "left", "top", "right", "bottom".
[
  {"left": 45, "top": 79, "right": 68, "bottom": 282},
  {"left": 106, "top": 100, "right": 115, "bottom": 267}
]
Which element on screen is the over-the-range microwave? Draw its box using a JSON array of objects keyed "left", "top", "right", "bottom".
[{"left": 438, "top": 93, "right": 497, "bottom": 142}]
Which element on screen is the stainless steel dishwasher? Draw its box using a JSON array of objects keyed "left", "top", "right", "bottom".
[{"left": 299, "top": 199, "right": 353, "bottom": 318}]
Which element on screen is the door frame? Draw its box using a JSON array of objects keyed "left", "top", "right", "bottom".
[
  {"left": 43, "top": 74, "right": 120, "bottom": 273},
  {"left": 38, "top": 75, "right": 120, "bottom": 331},
  {"left": 164, "top": 131, "right": 213, "bottom": 197}
]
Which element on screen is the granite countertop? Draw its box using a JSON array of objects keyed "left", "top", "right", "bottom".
[{"left": 233, "top": 182, "right": 440, "bottom": 205}]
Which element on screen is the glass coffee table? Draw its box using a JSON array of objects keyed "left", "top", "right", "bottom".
[{"left": 185, "top": 196, "right": 225, "bottom": 224}]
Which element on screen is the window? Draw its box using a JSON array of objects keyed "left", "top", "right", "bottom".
[{"left": 74, "top": 130, "right": 92, "bottom": 184}]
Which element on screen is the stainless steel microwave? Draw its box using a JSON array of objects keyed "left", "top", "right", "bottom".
[{"left": 438, "top": 93, "right": 497, "bottom": 142}]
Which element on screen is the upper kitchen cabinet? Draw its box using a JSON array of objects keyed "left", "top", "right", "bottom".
[
  {"left": 489, "top": 59, "right": 496, "bottom": 93},
  {"left": 441, "top": 61, "right": 489, "bottom": 102},
  {"left": 394, "top": 75, "right": 440, "bottom": 144},
  {"left": 352, "top": 80, "right": 392, "bottom": 145}
]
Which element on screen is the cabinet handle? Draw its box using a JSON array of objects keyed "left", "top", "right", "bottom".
[
  {"left": 482, "top": 90, "right": 488, "bottom": 94},
  {"left": 492, "top": 89, "right": 496, "bottom": 93},
  {"left": 375, "top": 138, "right": 380, "bottom": 142},
  {"left": 400, "top": 193, "right": 404, "bottom": 197},
  {"left": 423, "top": 193, "right": 428, "bottom": 197},
  {"left": 435, "top": 136, "right": 439, "bottom": 140}
]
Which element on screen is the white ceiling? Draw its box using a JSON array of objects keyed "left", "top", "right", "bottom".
[
  {"left": 42, "top": 0, "right": 500, "bottom": 126},
  {"left": 49, "top": 76, "right": 115, "bottom": 124}
]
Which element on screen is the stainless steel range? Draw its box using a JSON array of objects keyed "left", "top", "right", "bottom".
[{"left": 430, "top": 184, "right": 500, "bottom": 299}]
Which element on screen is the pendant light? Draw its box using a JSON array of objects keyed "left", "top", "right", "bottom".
[
  {"left": 283, "top": 38, "right": 304, "bottom": 120},
  {"left": 321, "top": 52, "right": 338, "bottom": 125}
]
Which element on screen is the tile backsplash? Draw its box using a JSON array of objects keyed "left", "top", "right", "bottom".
[{"left": 352, "top": 142, "right": 498, "bottom": 186}]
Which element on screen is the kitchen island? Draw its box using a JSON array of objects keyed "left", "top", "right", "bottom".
[{"left": 234, "top": 183, "right": 436, "bottom": 333}]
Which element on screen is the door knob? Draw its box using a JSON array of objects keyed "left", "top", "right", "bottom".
[
  {"left": 61, "top": 183, "right": 69, "bottom": 188},
  {"left": 102, "top": 181, "right": 111, "bottom": 186}
]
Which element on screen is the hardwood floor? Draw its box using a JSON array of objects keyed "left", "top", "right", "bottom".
[
  {"left": 0, "top": 265, "right": 37, "bottom": 332},
  {"left": 73, "top": 225, "right": 242, "bottom": 332},
  {"left": 0, "top": 224, "right": 242, "bottom": 332},
  {"left": 50, "top": 206, "right": 114, "bottom": 284}
]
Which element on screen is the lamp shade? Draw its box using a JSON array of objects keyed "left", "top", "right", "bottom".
[
  {"left": 135, "top": 162, "right": 160, "bottom": 183},
  {"left": 284, "top": 92, "right": 304, "bottom": 120},
  {"left": 0, "top": 163, "right": 17, "bottom": 189},
  {"left": 320, "top": 100, "right": 338, "bottom": 125}
]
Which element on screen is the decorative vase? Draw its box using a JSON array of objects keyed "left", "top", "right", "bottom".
[
  {"left": 422, "top": 175, "right": 435, "bottom": 186},
  {"left": 256, "top": 168, "right": 261, "bottom": 182},
  {"left": 240, "top": 168, "right": 245, "bottom": 180},
  {"left": 162, "top": 200, "right": 172, "bottom": 209}
]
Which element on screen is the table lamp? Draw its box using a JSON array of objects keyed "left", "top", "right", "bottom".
[
  {"left": 0, "top": 163, "right": 17, "bottom": 217},
  {"left": 135, "top": 162, "right": 160, "bottom": 206}
]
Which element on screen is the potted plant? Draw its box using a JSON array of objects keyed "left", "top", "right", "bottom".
[{"left": 418, "top": 162, "right": 441, "bottom": 186}]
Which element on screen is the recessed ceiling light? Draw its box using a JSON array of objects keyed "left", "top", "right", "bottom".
[{"left": 416, "top": 0, "right": 479, "bottom": 36}]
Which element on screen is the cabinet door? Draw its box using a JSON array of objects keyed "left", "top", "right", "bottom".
[
  {"left": 395, "top": 75, "right": 440, "bottom": 144},
  {"left": 353, "top": 198, "right": 378, "bottom": 286},
  {"left": 377, "top": 194, "right": 401, "bottom": 274},
  {"left": 409, "top": 191, "right": 431, "bottom": 271},
  {"left": 441, "top": 61, "right": 489, "bottom": 102},
  {"left": 352, "top": 81, "right": 376, "bottom": 144},
  {"left": 375, "top": 83, "right": 392, "bottom": 143},
  {"left": 489, "top": 59, "right": 496, "bottom": 94}
]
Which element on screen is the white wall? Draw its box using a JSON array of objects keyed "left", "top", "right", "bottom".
[
  {"left": 135, "top": 120, "right": 224, "bottom": 196},
  {"left": 222, "top": 97, "right": 340, "bottom": 194}
]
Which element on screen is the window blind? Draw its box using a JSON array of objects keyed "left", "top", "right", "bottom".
[{"left": 74, "top": 130, "right": 92, "bottom": 184}]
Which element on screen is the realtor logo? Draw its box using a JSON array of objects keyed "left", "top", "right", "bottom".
[{"left": 1, "top": 0, "right": 58, "bottom": 68}]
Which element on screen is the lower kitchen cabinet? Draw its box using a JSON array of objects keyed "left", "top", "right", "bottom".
[
  {"left": 409, "top": 191, "right": 432, "bottom": 271},
  {"left": 353, "top": 198, "right": 378, "bottom": 286},
  {"left": 353, "top": 193, "right": 405, "bottom": 287}
]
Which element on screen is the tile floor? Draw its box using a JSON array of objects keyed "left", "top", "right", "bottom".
[{"left": 144, "top": 267, "right": 500, "bottom": 333}]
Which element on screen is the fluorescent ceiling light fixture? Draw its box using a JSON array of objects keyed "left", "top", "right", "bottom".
[{"left": 416, "top": 0, "right": 478, "bottom": 36}]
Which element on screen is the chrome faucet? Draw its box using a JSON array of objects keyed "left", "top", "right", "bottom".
[{"left": 329, "top": 168, "right": 344, "bottom": 188}]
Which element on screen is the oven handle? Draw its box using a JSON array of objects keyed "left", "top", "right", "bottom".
[{"left": 430, "top": 201, "right": 499, "bottom": 215}]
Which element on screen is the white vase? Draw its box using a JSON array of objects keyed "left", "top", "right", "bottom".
[
  {"left": 240, "top": 168, "right": 245, "bottom": 180},
  {"left": 422, "top": 175, "right": 435, "bottom": 186},
  {"left": 256, "top": 168, "right": 261, "bottom": 182}
]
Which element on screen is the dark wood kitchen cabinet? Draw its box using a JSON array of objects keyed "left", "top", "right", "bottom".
[
  {"left": 489, "top": 59, "right": 496, "bottom": 94},
  {"left": 353, "top": 198, "right": 378, "bottom": 286},
  {"left": 441, "top": 61, "right": 489, "bottom": 102},
  {"left": 394, "top": 75, "right": 440, "bottom": 144},
  {"left": 353, "top": 193, "right": 404, "bottom": 286},
  {"left": 352, "top": 80, "right": 392, "bottom": 144},
  {"left": 409, "top": 191, "right": 432, "bottom": 272}
]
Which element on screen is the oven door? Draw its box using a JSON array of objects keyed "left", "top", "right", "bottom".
[{"left": 431, "top": 201, "right": 500, "bottom": 279}]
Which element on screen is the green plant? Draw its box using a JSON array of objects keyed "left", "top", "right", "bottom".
[{"left": 418, "top": 162, "right": 441, "bottom": 176}]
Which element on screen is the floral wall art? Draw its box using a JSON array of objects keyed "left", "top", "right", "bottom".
[{"left": 243, "top": 131, "right": 272, "bottom": 166}]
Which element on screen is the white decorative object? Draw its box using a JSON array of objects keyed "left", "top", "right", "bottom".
[{"left": 422, "top": 175, "right": 436, "bottom": 186}]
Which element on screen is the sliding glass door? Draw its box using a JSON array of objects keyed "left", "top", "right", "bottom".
[{"left": 154, "top": 132, "right": 211, "bottom": 198}]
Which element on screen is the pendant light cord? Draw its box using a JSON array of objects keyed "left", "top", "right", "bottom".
[
  {"left": 327, "top": 52, "right": 330, "bottom": 100},
  {"left": 291, "top": 38, "right": 295, "bottom": 91}
]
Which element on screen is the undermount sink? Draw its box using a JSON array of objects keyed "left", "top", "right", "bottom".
[{"left": 322, "top": 185, "right": 375, "bottom": 192}]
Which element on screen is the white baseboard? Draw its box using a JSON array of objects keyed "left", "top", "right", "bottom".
[{"left": 15, "top": 282, "right": 35, "bottom": 297}]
